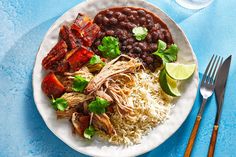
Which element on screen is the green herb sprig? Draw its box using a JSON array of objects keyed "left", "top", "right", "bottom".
[
  {"left": 84, "top": 126, "right": 95, "bottom": 139},
  {"left": 153, "top": 40, "right": 179, "bottom": 63},
  {"left": 72, "top": 75, "right": 89, "bottom": 92},
  {"left": 132, "top": 26, "right": 148, "bottom": 41},
  {"left": 98, "top": 36, "right": 120, "bottom": 59},
  {"left": 88, "top": 97, "right": 110, "bottom": 114},
  {"left": 89, "top": 55, "right": 105, "bottom": 66},
  {"left": 51, "top": 97, "right": 68, "bottom": 111}
]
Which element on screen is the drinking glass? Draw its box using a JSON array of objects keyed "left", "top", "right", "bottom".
[{"left": 176, "top": 0, "right": 213, "bottom": 9}]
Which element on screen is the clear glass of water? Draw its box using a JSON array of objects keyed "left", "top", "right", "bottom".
[{"left": 176, "top": 0, "right": 213, "bottom": 9}]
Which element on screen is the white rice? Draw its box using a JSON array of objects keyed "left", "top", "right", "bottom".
[{"left": 97, "top": 69, "right": 172, "bottom": 145}]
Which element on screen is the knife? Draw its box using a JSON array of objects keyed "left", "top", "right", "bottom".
[{"left": 207, "top": 55, "right": 232, "bottom": 157}]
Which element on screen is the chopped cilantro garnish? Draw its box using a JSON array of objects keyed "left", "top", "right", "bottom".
[
  {"left": 89, "top": 55, "right": 105, "bottom": 66},
  {"left": 84, "top": 125, "right": 95, "bottom": 139},
  {"left": 88, "top": 97, "right": 110, "bottom": 114},
  {"left": 51, "top": 97, "right": 68, "bottom": 111},
  {"left": 132, "top": 26, "right": 148, "bottom": 41},
  {"left": 98, "top": 36, "right": 120, "bottom": 59},
  {"left": 72, "top": 75, "right": 89, "bottom": 92},
  {"left": 153, "top": 40, "right": 179, "bottom": 63}
]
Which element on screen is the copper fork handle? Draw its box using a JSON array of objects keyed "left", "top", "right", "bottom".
[{"left": 184, "top": 115, "right": 202, "bottom": 157}]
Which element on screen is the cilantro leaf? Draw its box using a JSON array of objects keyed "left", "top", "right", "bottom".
[
  {"left": 84, "top": 126, "right": 95, "bottom": 139},
  {"left": 51, "top": 97, "right": 68, "bottom": 111},
  {"left": 72, "top": 75, "right": 89, "bottom": 92},
  {"left": 88, "top": 97, "right": 110, "bottom": 114},
  {"left": 89, "top": 55, "right": 105, "bottom": 66},
  {"left": 98, "top": 36, "right": 120, "bottom": 59},
  {"left": 132, "top": 27, "right": 148, "bottom": 41},
  {"left": 153, "top": 40, "right": 179, "bottom": 63}
]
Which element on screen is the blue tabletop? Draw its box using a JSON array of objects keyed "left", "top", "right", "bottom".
[{"left": 0, "top": 0, "right": 235, "bottom": 157}]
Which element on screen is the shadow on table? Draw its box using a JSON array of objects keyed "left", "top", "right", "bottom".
[{"left": 0, "top": 16, "right": 87, "bottom": 157}]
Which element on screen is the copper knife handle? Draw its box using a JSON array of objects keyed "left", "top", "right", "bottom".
[
  {"left": 207, "top": 125, "right": 219, "bottom": 157},
  {"left": 184, "top": 115, "right": 202, "bottom": 157}
]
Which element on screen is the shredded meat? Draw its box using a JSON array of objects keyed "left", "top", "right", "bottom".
[
  {"left": 96, "top": 91, "right": 113, "bottom": 103},
  {"left": 72, "top": 112, "right": 90, "bottom": 136},
  {"left": 85, "top": 55, "right": 142, "bottom": 94},
  {"left": 92, "top": 113, "right": 116, "bottom": 135},
  {"left": 61, "top": 92, "right": 93, "bottom": 107}
]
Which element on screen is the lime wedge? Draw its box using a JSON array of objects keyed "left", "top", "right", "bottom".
[
  {"left": 165, "top": 63, "right": 196, "bottom": 80},
  {"left": 159, "top": 69, "right": 181, "bottom": 97}
]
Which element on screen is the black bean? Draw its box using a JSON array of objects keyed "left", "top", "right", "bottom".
[
  {"left": 150, "top": 43, "right": 157, "bottom": 52},
  {"left": 141, "top": 54, "right": 147, "bottom": 59},
  {"left": 151, "top": 31, "right": 159, "bottom": 42},
  {"left": 138, "top": 42, "right": 147, "bottom": 51},
  {"left": 115, "top": 29, "right": 123, "bottom": 36},
  {"left": 121, "top": 46, "right": 126, "bottom": 51},
  {"left": 106, "top": 10, "right": 114, "bottom": 17},
  {"left": 120, "top": 21, "right": 126, "bottom": 28},
  {"left": 133, "top": 42, "right": 139, "bottom": 47},
  {"left": 146, "top": 56, "right": 154, "bottom": 64},
  {"left": 117, "top": 13, "right": 126, "bottom": 21},
  {"left": 137, "top": 10, "right": 146, "bottom": 16},
  {"left": 126, "top": 22, "right": 135, "bottom": 30},
  {"left": 106, "top": 30, "right": 114, "bottom": 36},
  {"left": 145, "top": 14, "right": 153, "bottom": 21},
  {"left": 154, "top": 23, "right": 161, "bottom": 30},
  {"left": 126, "top": 45, "right": 132, "bottom": 50},
  {"left": 133, "top": 47, "right": 142, "bottom": 53},
  {"left": 103, "top": 17, "right": 109, "bottom": 24},
  {"left": 95, "top": 14, "right": 103, "bottom": 24},
  {"left": 146, "top": 19, "right": 154, "bottom": 29},
  {"left": 123, "top": 8, "right": 132, "bottom": 15},
  {"left": 165, "top": 32, "right": 173, "bottom": 44},
  {"left": 110, "top": 17, "right": 118, "bottom": 25},
  {"left": 146, "top": 34, "right": 152, "bottom": 42},
  {"left": 131, "top": 10, "right": 138, "bottom": 17},
  {"left": 122, "top": 40, "right": 128, "bottom": 46},
  {"left": 139, "top": 17, "right": 146, "bottom": 25},
  {"left": 128, "top": 15, "right": 136, "bottom": 22},
  {"left": 126, "top": 38, "right": 135, "bottom": 45},
  {"left": 114, "top": 11, "right": 122, "bottom": 17}
]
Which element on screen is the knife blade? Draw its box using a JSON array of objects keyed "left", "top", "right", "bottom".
[
  {"left": 207, "top": 55, "right": 232, "bottom": 157},
  {"left": 214, "top": 55, "right": 232, "bottom": 125}
]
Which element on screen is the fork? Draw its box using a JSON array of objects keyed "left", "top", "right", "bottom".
[{"left": 184, "top": 55, "right": 223, "bottom": 157}]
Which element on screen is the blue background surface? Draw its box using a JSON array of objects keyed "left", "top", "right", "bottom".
[{"left": 0, "top": 0, "right": 235, "bottom": 156}]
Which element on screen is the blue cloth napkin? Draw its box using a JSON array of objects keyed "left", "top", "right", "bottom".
[{"left": 0, "top": 0, "right": 235, "bottom": 156}]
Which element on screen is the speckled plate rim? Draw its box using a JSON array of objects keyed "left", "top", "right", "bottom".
[{"left": 32, "top": 0, "right": 199, "bottom": 156}]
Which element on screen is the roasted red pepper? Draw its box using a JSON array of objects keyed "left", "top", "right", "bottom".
[
  {"left": 42, "top": 40, "right": 68, "bottom": 70},
  {"left": 67, "top": 46, "right": 94, "bottom": 70},
  {"left": 59, "top": 25, "right": 78, "bottom": 50},
  {"left": 42, "top": 72, "right": 65, "bottom": 98},
  {"left": 71, "top": 14, "right": 100, "bottom": 47}
]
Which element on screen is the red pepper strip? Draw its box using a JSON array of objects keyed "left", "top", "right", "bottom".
[{"left": 67, "top": 46, "right": 94, "bottom": 71}]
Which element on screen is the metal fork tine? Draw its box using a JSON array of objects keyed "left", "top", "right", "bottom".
[
  {"left": 209, "top": 56, "right": 221, "bottom": 84},
  {"left": 206, "top": 55, "right": 218, "bottom": 84},
  {"left": 212, "top": 57, "right": 224, "bottom": 84},
  {"left": 201, "top": 55, "right": 215, "bottom": 84}
]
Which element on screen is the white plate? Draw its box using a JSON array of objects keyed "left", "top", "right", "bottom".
[{"left": 33, "top": 0, "right": 199, "bottom": 156}]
